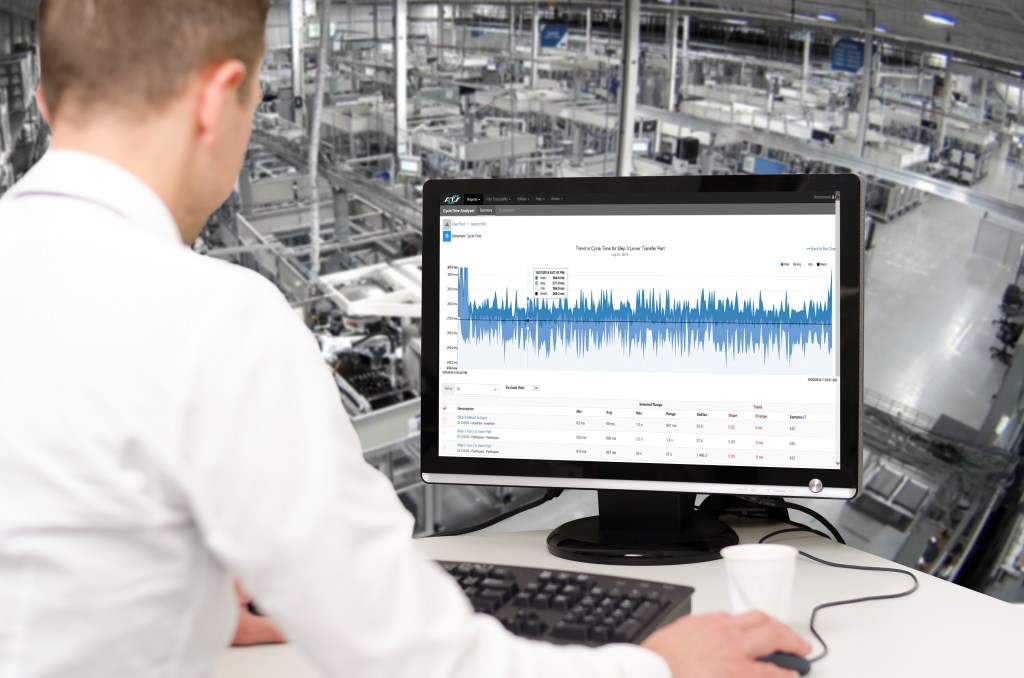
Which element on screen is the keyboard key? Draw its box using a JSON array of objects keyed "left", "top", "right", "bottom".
[
  {"left": 538, "top": 571, "right": 553, "bottom": 581},
  {"left": 472, "top": 565, "right": 492, "bottom": 578},
  {"left": 561, "top": 585, "right": 581, "bottom": 601},
  {"left": 531, "top": 593, "right": 552, "bottom": 610},
  {"left": 589, "top": 587, "right": 605, "bottom": 598},
  {"left": 512, "top": 593, "right": 531, "bottom": 608},
  {"left": 523, "top": 617, "right": 547, "bottom": 636},
  {"left": 456, "top": 564, "right": 474, "bottom": 575},
  {"left": 542, "top": 584, "right": 561, "bottom": 595},
  {"left": 645, "top": 591, "right": 663, "bottom": 605},
  {"left": 551, "top": 621, "right": 591, "bottom": 641},
  {"left": 631, "top": 602, "right": 660, "bottom": 626},
  {"left": 480, "top": 588, "right": 509, "bottom": 605},
  {"left": 591, "top": 626, "right": 611, "bottom": 643},
  {"left": 472, "top": 598, "right": 500, "bottom": 614},
  {"left": 574, "top": 574, "right": 590, "bottom": 585},
  {"left": 618, "top": 599, "right": 635, "bottom": 612},
  {"left": 555, "top": 572, "right": 572, "bottom": 583},
  {"left": 481, "top": 578, "right": 518, "bottom": 593},
  {"left": 611, "top": 619, "right": 644, "bottom": 643},
  {"left": 552, "top": 595, "right": 571, "bottom": 611},
  {"left": 491, "top": 568, "right": 512, "bottom": 580}
]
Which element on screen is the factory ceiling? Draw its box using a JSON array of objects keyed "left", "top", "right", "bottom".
[
  {"left": 11, "top": 0, "right": 1024, "bottom": 71},
  {"left": 4, "top": 0, "right": 38, "bottom": 18}
]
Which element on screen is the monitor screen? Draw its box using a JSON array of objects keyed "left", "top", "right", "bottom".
[
  {"left": 399, "top": 157, "right": 421, "bottom": 175},
  {"left": 422, "top": 175, "right": 862, "bottom": 509}
]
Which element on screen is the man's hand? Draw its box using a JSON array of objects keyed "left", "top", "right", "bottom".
[
  {"left": 231, "top": 581, "right": 286, "bottom": 647},
  {"left": 642, "top": 611, "right": 812, "bottom": 678}
]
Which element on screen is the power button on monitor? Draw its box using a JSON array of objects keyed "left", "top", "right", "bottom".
[{"left": 808, "top": 479, "right": 824, "bottom": 494}]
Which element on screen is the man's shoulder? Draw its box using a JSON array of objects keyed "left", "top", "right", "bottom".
[{"left": 175, "top": 251, "right": 301, "bottom": 331}]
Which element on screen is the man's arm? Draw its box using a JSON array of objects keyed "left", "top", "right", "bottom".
[{"left": 178, "top": 280, "right": 806, "bottom": 678}]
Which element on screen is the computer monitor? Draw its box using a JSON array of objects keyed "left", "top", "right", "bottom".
[{"left": 421, "top": 175, "right": 863, "bottom": 565}]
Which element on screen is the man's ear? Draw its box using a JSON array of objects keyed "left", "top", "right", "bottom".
[
  {"left": 36, "top": 87, "right": 53, "bottom": 126},
  {"left": 195, "top": 60, "right": 249, "bottom": 147}
]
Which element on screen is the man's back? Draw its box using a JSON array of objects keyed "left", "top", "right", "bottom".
[{"left": 0, "top": 152, "right": 283, "bottom": 676}]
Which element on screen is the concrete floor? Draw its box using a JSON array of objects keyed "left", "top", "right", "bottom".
[{"left": 864, "top": 190, "right": 1011, "bottom": 430}]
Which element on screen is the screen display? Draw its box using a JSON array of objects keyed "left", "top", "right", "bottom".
[{"left": 436, "top": 190, "right": 843, "bottom": 473}]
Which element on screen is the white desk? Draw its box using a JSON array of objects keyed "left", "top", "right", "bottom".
[{"left": 215, "top": 525, "right": 1024, "bottom": 677}]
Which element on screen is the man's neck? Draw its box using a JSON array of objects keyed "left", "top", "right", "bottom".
[{"left": 49, "top": 119, "right": 193, "bottom": 241}]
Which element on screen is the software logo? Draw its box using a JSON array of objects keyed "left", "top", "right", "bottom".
[{"left": 443, "top": 195, "right": 462, "bottom": 205}]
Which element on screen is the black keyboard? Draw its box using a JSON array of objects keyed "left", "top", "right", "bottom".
[{"left": 437, "top": 561, "right": 694, "bottom": 646}]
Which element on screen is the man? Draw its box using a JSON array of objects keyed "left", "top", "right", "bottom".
[{"left": 0, "top": 2, "right": 810, "bottom": 677}]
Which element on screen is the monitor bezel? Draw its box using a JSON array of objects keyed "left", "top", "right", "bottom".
[{"left": 420, "top": 174, "right": 863, "bottom": 500}]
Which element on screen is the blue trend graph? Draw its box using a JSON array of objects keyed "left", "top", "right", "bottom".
[{"left": 457, "top": 267, "right": 833, "bottom": 371}]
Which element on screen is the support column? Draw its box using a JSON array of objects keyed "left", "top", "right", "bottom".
[
  {"left": 508, "top": 6, "right": 515, "bottom": 61},
  {"left": 917, "top": 52, "right": 926, "bottom": 95},
  {"left": 531, "top": 4, "right": 540, "bottom": 87},
  {"left": 936, "top": 59, "right": 953, "bottom": 159},
  {"left": 585, "top": 8, "right": 592, "bottom": 55},
  {"left": 395, "top": 0, "right": 408, "bottom": 160},
  {"left": 657, "top": 10, "right": 679, "bottom": 153},
  {"left": 680, "top": 15, "right": 690, "bottom": 98},
  {"left": 801, "top": 31, "right": 811, "bottom": 108},
  {"left": 1017, "top": 83, "right": 1023, "bottom": 118},
  {"left": 437, "top": 3, "right": 444, "bottom": 53},
  {"left": 289, "top": 0, "right": 305, "bottom": 125},
  {"left": 667, "top": 10, "right": 679, "bottom": 111},
  {"left": 857, "top": 39, "right": 872, "bottom": 157},
  {"left": 979, "top": 78, "right": 988, "bottom": 123},
  {"left": 616, "top": 0, "right": 640, "bottom": 177}
]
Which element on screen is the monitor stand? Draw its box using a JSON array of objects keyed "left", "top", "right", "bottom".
[{"left": 546, "top": 490, "right": 739, "bottom": 565}]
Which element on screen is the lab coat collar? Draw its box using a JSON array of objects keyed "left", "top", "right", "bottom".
[{"left": 7, "top": 150, "right": 185, "bottom": 247}]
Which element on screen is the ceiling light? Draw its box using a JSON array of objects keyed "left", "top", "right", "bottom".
[
  {"left": 723, "top": 18, "right": 749, "bottom": 26},
  {"left": 874, "top": 25, "right": 889, "bottom": 33},
  {"left": 923, "top": 12, "right": 957, "bottom": 27},
  {"left": 818, "top": 13, "right": 838, "bottom": 22}
]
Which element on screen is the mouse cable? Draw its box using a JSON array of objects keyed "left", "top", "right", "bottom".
[
  {"left": 759, "top": 527, "right": 919, "bottom": 663},
  {"left": 429, "top": 489, "right": 564, "bottom": 538}
]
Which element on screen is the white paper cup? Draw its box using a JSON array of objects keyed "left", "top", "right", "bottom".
[{"left": 720, "top": 544, "right": 798, "bottom": 622}]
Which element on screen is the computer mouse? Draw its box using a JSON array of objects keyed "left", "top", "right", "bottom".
[{"left": 757, "top": 652, "right": 811, "bottom": 675}]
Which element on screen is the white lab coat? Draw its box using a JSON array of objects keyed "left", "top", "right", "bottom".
[{"left": 0, "top": 151, "right": 670, "bottom": 678}]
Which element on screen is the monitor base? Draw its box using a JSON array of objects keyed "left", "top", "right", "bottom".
[{"left": 546, "top": 491, "right": 739, "bottom": 565}]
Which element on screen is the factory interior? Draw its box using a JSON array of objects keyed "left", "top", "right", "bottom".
[{"left": 4, "top": 0, "right": 1024, "bottom": 605}]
